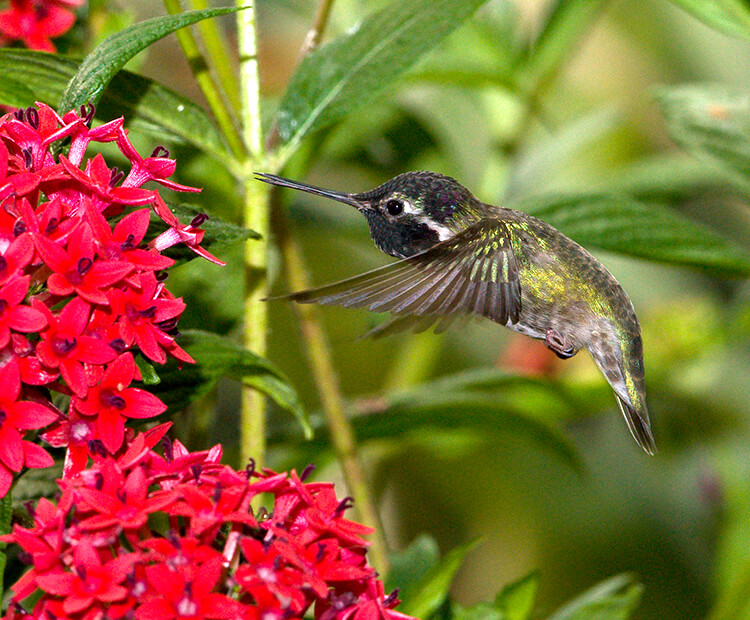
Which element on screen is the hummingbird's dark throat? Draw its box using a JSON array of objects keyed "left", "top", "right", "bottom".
[{"left": 254, "top": 173, "right": 365, "bottom": 210}]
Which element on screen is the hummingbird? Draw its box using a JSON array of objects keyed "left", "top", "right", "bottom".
[{"left": 256, "top": 171, "right": 656, "bottom": 455}]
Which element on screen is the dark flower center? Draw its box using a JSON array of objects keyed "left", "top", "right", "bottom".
[
  {"left": 101, "top": 390, "right": 126, "bottom": 410},
  {"left": 13, "top": 220, "right": 27, "bottom": 237},
  {"left": 334, "top": 496, "right": 354, "bottom": 518},
  {"left": 88, "top": 440, "right": 107, "bottom": 459},
  {"left": 384, "top": 588, "right": 400, "bottom": 607},
  {"left": 151, "top": 145, "right": 170, "bottom": 158},
  {"left": 109, "top": 167, "right": 124, "bottom": 187},
  {"left": 138, "top": 306, "right": 157, "bottom": 319},
  {"left": 45, "top": 217, "right": 59, "bottom": 235},
  {"left": 190, "top": 213, "right": 208, "bottom": 227},
  {"left": 77, "top": 257, "right": 93, "bottom": 276},
  {"left": 80, "top": 103, "right": 95, "bottom": 125},
  {"left": 25, "top": 108, "right": 39, "bottom": 129},
  {"left": 22, "top": 148, "right": 32, "bottom": 170},
  {"left": 51, "top": 336, "right": 76, "bottom": 356},
  {"left": 120, "top": 234, "right": 137, "bottom": 251},
  {"left": 157, "top": 317, "right": 178, "bottom": 333}
]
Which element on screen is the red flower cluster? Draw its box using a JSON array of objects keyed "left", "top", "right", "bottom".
[
  {"left": 0, "top": 102, "right": 220, "bottom": 493},
  {"left": 1, "top": 425, "right": 416, "bottom": 620},
  {"left": 0, "top": 0, "right": 83, "bottom": 52}
]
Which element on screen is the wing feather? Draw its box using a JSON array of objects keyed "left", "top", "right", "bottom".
[{"left": 276, "top": 219, "right": 522, "bottom": 335}]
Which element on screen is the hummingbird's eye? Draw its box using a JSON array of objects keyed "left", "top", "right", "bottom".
[{"left": 385, "top": 199, "right": 404, "bottom": 216}]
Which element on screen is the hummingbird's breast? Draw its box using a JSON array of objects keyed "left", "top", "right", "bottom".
[{"left": 499, "top": 209, "right": 638, "bottom": 352}]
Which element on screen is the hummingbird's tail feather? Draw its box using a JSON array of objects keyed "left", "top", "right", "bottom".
[{"left": 616, "top": 396, "right": 656, "bottom": 456}]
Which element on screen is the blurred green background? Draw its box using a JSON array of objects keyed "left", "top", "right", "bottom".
[{"left": 119, "top": 0, "right": 750, "bottom": 618}]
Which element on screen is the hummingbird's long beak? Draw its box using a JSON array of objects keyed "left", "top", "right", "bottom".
[{"left": 255, "top": 173, "right": 366, "bottom": 211}]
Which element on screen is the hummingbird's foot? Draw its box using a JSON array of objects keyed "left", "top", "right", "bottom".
[{"left": 545, "top": 329, "right": 577, "bottom": 359}]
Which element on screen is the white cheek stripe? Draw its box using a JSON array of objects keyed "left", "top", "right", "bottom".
[
  {"left": 400, "top": 200, "right": 454, "bottom": 241},
  {"left": 417, "top": 215, "right": 453, "bottom": 241}
]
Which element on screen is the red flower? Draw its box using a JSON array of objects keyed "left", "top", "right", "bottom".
[
  {"left": 166, "top": 481, "right": 257, "bottom": 537},
  {"left": 34, "top": 222, "right": 134, "bottom": 305},
  {"left": 77, "top": 464, "right": 176, "bottom": 532},
  {"left": 35, "top": 296, "right": 118, "bottom": 397},
  {"left": 60, "top": 153, "right": 156, "bottom": 213},
  {"left": 9, "top": 334, "right": 59, "bottom": 386},
  {"left": 0, "top": 497, "right": 67, "bottom": 601},
  {"left": 0, "top": 0, "right": 77, "bottom": 52},
  {"left": 0, "top": 233, "right": 34, "bottom": 285},
  {"left": 137, "top": 556, "right": 238, "bottom": 620},
  {"left": 86, "top": 206, "right": 174, "bottom": 273},
  {"left": 39, "top": 407, "right": 96, "bottom": 477},
  {"left": 72, "top": 353, "right": 167, "bottom": 453},
  {"left": 0, "top": 359, "right": 57, "bottom": 495},
  {"left": 2, "top": 436, "right": 417, "bottom": 620},
  {"left": 0, "top": 276, "right": 47, "bottom": 347},
  {"left": 116, "top": 135, "right": 201, "bottom": 195},
  {"left": 109, "top": 271, "right": 192, "bottom": 365},
  {"left": 35, "top": 539, "right": 134, "bottom": 615},
  {"left": 140, "top": 535, "right": 224, "bottom": 573},
  {"left": 151, "top": 195, "right": 226, "bottom": 266},
  {"left": 236, "top": 538, "right": 308, "bottom": 614},
  {"left": 316, "top": 579, "right": 413, "bottom": 620}
]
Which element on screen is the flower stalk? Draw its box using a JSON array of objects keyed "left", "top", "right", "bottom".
[{"left": 236, "top": 0, "right": 269, "bottom": 466}]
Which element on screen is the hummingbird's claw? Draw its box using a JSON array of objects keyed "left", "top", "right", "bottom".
[{"left": 545, "top": 328, "right": 577, "bottom": 359}]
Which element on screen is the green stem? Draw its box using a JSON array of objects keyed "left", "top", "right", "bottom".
[
  {"left": 163, "top": 0, "right": 246, "bottom": 160},
  {"left": 297, "top": 0, "right": 336, "bottom": 58},
  {"left": 272, "top": 205, "right": 390, "bottom": 575},
  {"left": 237, "top": 0, "right": 268, "bottom": 466},
  {"left": 268, "top": 0, "right": 390, "bottom": 574},
  {"left": 188, "top": 0, "right": 243, "bottom": 114}
]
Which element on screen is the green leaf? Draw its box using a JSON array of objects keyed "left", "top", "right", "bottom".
[
  {"left": 0, "top": 50, "right": 226, "bottom": 158},
  {"left": 154, "top": 330, "right": 311, "bottom": 439},
  {"left": 267, "top": 369, "right": 579, "bottom": 468},
  {"left": 386, "top": 535, "right": 441, "bottom": 599},
  {"left": 59, "top": 7, "right": 240, "bottom": 112},
  {"left": 522, "top": 0, "right": 608, "bottom": 90},
  {"left": 453, "top": 602, "right": 505, "bottom": 620},
  {"left": 667, "top": 0, "right": 750, "bottom": 39},
  {"left": 0, "top": 493, "right": 12, "bottom": 601},
  {"left": 399, "top": 539, "right": 480, "bottom": 618},
  {"left": 496, "top": 571, "right": 539, "bottom": 620},
  {"left": 135, "top": 354, "right": 161, "bottom": 386},
  {"left": 353, "top": 391, "right": 579, "bottom": 471},
  {"left": 522, "top": 192, "right": 750, "bottom": 277},
  {"left": 593, "top": 154, "right": 734, "bottom": 202},
  {"left": 655, "top": 84, "right": 750, "bottom": 187},
  {"left": 275, "top": 0, "right": 490, "bottom": 155},
  {"left": 0, "top": 73, "right": 36, "bottom": 109},
  {"left": 547, "top": 574, "right": 643, "bottom": 620}
]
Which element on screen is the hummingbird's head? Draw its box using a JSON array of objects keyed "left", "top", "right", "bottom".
[{"left": 256, "top": 171, "right": 481, "bottom": 259}]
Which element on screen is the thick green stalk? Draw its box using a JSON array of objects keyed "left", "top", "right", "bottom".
[
  {"left": 237, "top": 1, "right": 268, "bottom": 466},
  {"left": 162, "top": 0, "right": 245, "bottom": 160},
  {"left": 188, "top": 0, "right": 243, "bottom": 114}
]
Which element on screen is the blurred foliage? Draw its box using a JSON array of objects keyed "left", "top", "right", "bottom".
[{"left": 3, "top": 0, "right": 750, "bottom": 618}]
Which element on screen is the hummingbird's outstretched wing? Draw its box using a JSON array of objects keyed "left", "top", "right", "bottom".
[{"left": 275, "top": 219, "right": 521, "bottom": 330}]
